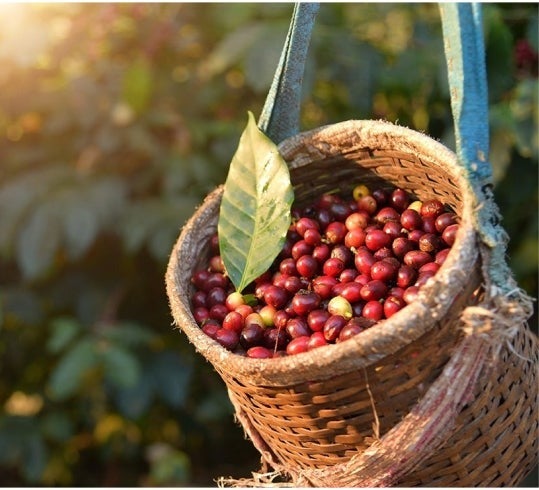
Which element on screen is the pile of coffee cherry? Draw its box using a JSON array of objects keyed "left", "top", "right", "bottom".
[{"left": 190, "top": 184, "right": 458, "bottom": 358}]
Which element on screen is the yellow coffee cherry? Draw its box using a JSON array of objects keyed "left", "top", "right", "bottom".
[{"left": 352, "top": 184, "right": 370, "bottom": 201}]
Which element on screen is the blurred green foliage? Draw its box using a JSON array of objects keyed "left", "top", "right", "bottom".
[{"left": 0, "top": 3, "right": 536, "bottom": 486}]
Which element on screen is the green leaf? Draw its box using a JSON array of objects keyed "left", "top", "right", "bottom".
[
  {"left": 244, "top": 22, "right": 289, "bottom": 93},
  {"left": 21, "top": 433, "right": 47, "bottom": 482},
  {"left": 0, "top": 165, "right": 73, "bottom": 259},
  {"left": 122, "top": 57, "right": 153, "bottom": 114},
  {"left": 40, "top": 412, "right": 74, "bottom": 442},
  {"left": 149, "top": 350, "right": 193, "bottom": 409},
  {"left": 2, "top": 288, "right": 43, "bottom": 325},
  {"left": 100, "top": 322, "right": 155, "bottom": 347},
  {"left": 218, "top": 112, "right": 293, "bottom": 293},
  {"left": 119, "top": 196, "right": 198, "bottom": 259},
  {"left": 148, "top": 444, "right": 191, "bottom": 485},
  {"left": 101, "top": 344, "right": 141, "bottom": 389},
  {"left": 61, "top": 190, "right": 99, "bottom": 261},
  {"left": 48, "top": 338, "right": 98, "bottom": 400},
  {"left": 200, "top": 23, "right": 266, "bottom": 78},
  {"left": 484, "top": 5, "right": 514, "bottom": 100},
  {"left": 16, "top": 200, "right": 62, "bottom": 280},
  {"left": 0, "top": 416, "right": 47, "bottom": 482},
  {"left": 113, "top": 372, "right": 154, "bottom": 420},
  {"left": 511, "top": 79, "right": 538, "bottom": 159},
  {"left": 47, "top": 317, "right": 82, "bottom": 354}
]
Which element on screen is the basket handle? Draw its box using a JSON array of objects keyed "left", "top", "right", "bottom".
[
  {"left": 260, "top": 2, "right": 504, "bottom": 250},
  {"left": 439, "top": 3, "right": 491, "bottom": 185},
  {"left": 258, "top": 2, "right": 320, "bottom": 143},
  {"left": 260, "top": 3, "right": 492, "bottom": 176}
]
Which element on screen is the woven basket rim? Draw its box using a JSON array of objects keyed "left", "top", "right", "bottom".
[{"left": 166, "top": 119, "right": 480, "bottom": 386}]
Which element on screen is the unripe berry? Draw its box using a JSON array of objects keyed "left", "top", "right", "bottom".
[
  {"left": 353, "top": 184, "right": 370, "bottom": 200},
  {"left": 327, "top": 296, "right": 353, "bottom": 320}
]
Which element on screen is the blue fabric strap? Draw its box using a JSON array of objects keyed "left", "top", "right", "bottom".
[
  {"left": 261, "top": 2, "right": 493, "bottom": 190},
  {"left": 258, "top": 2, "right": 320, "bottom": 143},
  {"left": 440, "top": 3, "right": 492, "bottom": 186},
  {"left": 440, "top": 3, "right": 502, "bottom": 249}
]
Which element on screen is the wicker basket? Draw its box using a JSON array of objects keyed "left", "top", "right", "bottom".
[{"left": 166, "top": 120, "right": 538, "bottom": 486}]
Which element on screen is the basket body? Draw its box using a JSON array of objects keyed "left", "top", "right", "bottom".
[{"left": 166, "top": 120, "right": 538, "bottom": 486}]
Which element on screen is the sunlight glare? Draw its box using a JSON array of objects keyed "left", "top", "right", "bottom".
[{"left": 0, "top": 3, "right": 51, "bottom": 67}]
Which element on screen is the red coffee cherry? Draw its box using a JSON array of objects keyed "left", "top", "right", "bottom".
[
  {"left": 323, "top": 257, "right": 345, "bottom": 277},
  {"left": 365, "top": 229, "right": 391, "bottom": 251},
  {"left": 209, "top": 304, "right": 228, "bottom": 322},
  {"left": 400, "top": 209, "right": 423, "bottom": 231},
  {"left": 192, "top": 183, "right": 458, "bottom": 356},
  {"left": 338, "top": 321, "right": 364, "bottom": 342},
  {"left": 396, "top": 265, "right": 418, "bottom": 289},
  {"left": 295, "top": 217, "right": 319, "bottom": 236},
  {"left": 435, "top": 248, "right": 451, "bottom": 265},
  {"left": 360, "top": 280, "right": 388, "bottom": 302},
  {"left": 202, "top": 322, "right": 220, "bottom": 339},
  {"left": 422, "top": 216, "right": 437, "bottom": 234},
  {"left": 312, "top": 275, "right": 338, "bottom": 299},
  {"left": 263, "top": 285, "right": 289, "bottom": 309},
  {"left": 435, "top": 212, "right": 457, "bottom": 233},
  {"left": 279, "top": 257, "right": 298, "bottom": 276},
  {"left": 390, "top": 188, "right": 410, "bottom": 211},
  {"left": 357, "top": 195, "right": 378, "bottom": 214},
  {"left": 313, "top": 243, "right": 331, "bottom": 263},
  {"left": 375, "top": 206, "right": 400, "bottom": 224},
  {"left": 291, "top": 291, "right": 321, "bottom": 316},
  {"left": 420, "top": 199, "right": 445, "bottom": 218},
  {"left": 286, "top": 336, "right": 310, "bottom": 355},
  {"left": 403, "top": 285, "right": 420, "bottom": 304},
  {"left": 191, "top": 269, "right": 210, "bottom": 290},
  {"left": 403, "top": 250, "right": 433, "bottom": 269},
  {"left": 371, "top": 188, "right": 389, "bottom": 206},
  {"left": 263, "top": 327, "right": 288, "bottom": 351},
  {"left": 326, "top": 221, "right": 347, "bottom": 244},
  {"left": 354, "top": 249, "right": 376, "bottom": 276},
  {"left": 418, "top": 233, "right": 443, "bottom": 253},
  {"left": 286, "top": 317, "right": 311, "bottom": 339},
  {"left": 323, "top": 315, "right": 347, "bottom": 342},
  {"left": 345, "top": 228, "right": 367, "bottom": 248},
  {"left": 222, "top": 311, "right": 245, "bottom": 333},
  {"left": 383, "top": 220, "right": 403, "bottom": 239},
  {"left": 291, "top": 239, "right": 313, "bottom": 260},
  {"left": 340, "top": 282, "right": 364, "bottom": 303},
  {"left": 283, "top": 275, "right": 303, "bottom": 294},
  {"left": 304, "top": 228, "right": 322, "bottom": 246},
  {"left": 442, "top": 224, "right": 459, "bottom": 246},
  {"left": 240, "top": 324, "right": 264, "bottom": 349},
  {"left": 307, "top": 309, "right": 331, "bottom": 332},
  {"left": 392, "top": 236, "right": 416, "bottom": 258},
  {"left": 246, "top": 346, "right": 273, "bottom": 359},
  {"left": 308, "top": 331, "right": 328, "bottom": 350},
  {"left": 215, "top": 328, "right": 239, "bottom": 350},
  {"left": 384, "top": 295, "right": 406, "bottom": 318},
  {"left": 296, "top": 255, "right": 319, "bottom": 278},
  {"left": 206, "top": 287, "right": 227, "bottom": 307},
  {"left": 345, "top": 212, "right": 369, "bottom": 231},
  {"left": 339, "top": 268, "right": 359, "bottom": 283},
  {"left": 370, "top": 259, "right": 398, "bottom": 282},
  {"left": 191, "top": 290, "right": 207, "bottom": 308},
  {"left": 362, "top": 301, "right": 384, "bottom": 321}
]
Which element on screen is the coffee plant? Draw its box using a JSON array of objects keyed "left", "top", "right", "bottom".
[{"left": 0, "top": 3, "right": 536, "bottom": 486}]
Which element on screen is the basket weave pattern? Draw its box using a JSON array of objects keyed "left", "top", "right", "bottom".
[{"left": 166, "top": 120, "right": 538, "bottom": 487}]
